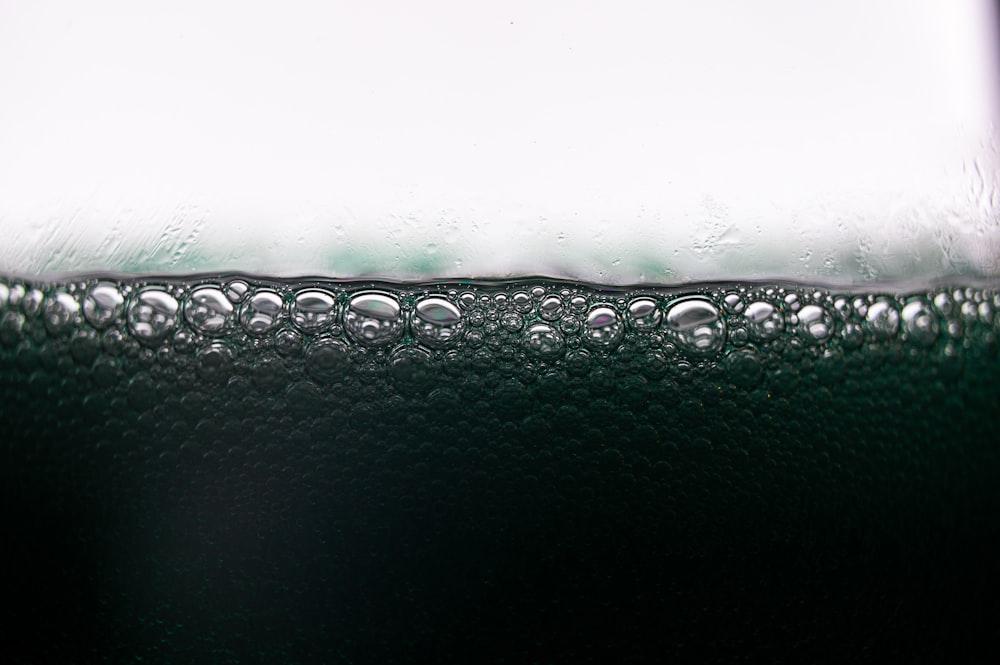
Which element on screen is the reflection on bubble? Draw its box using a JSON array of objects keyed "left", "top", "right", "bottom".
[
  {"left": 240, "top": 290, "right": 284, "bottom": 336},
  {"left": 583, "top": 306, "right": 624, "bottom": 351},
  {"left": 184, "top": 286, "right": 234, "bottom": 335},
  {"left": 43, "top": 292, "right": 80, "bottom": 336},
  {"left": 865, "top": 300, "right": 900, "bottom": 340},
  {"left": 795, "top": 305, "right": 833, "bottom": 344},
  {"left": 83, "top": 283, "right": 124, "bottom": 329},
  {"left": 128, "top": 288, "right": 179, "bottom": 345},
  {"left": 292, "top": 289, "right": 338, "bottom": 333},
  {"left": 523, "top": 323, "right": 565, "bottom": 360},
  {"left": 411, "top": 297, "right": 464, "bottom": 349},
  {"left": 744, "top": 301, "right": 784, "bottom": 342},
  {"left": 664, "top": 296, "right": 726, "bottom": 357},
  {"left": 902, "top": 300, "right": 939, "bottom": 348},
  {"left": 626, "top": 297, "right": 662, "bottom": 331},
  {"left": 344, "top": 292, "right": 403, "bottom": 347}
]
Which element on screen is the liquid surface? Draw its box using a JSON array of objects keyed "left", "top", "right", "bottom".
[{"left": 2, "top": 274, "right": 1000, "bottom": 662}]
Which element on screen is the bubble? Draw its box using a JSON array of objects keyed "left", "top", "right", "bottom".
[
  {"left": 901, "top": 300, "right": 939, "bottom": 348},
  {"left": 795, "top": 304, "right": 833, "bottom": 343},
  {"left": 744, "top": 301, "right": 784, "bottom": 342},
  {"left": 389, "top": 347, "right": 436, "bottom": 395},
  {"left": 626, "top": 297, "right": 662, "bottom": 331},
  {"left": 252, "top": 355, "right": 289, "bottom": 393},
  {"left": 570, "top": 295, "right": 588, "bottom": 312},
  {"left": 724, "top": 348, "right": 762, "bottom": 389},
  {"left": 184, "top": 286, "right": 234, "bottom": 335},
  {"left": 523, "top": 322, "right": 565, "bottom": 360},
  {"left": 42, "top": 292, "right": 80, "bottom": 336},
  {"left": 0, "top": 311, "right": 24, "bottom": 347},
  {"left": 344, "top": 292, "right": 404, "bottom": 347},
  {"left": 291, "top": 289, "right": 338, "bottom": 333},
  {"left": 559, "top": 315, "right": 580, "bottom": 335},
  {"left": 512, "top": 291, "right": 533, "bottom": 312},
  {"left": 0, "top": 281, "right": 8, "bottom": 308},
  {"left": 723, "top": 292, "right": 745, "bottom": 314},
  {"left": 240, "top": 290, "right": 284, "bottom": 336},
  {"left": 274, "top": 328, "right": 304, "bottom": 357},
  {"left": 841, "top": 322, "right": 864, "bottom": 350},
  {"left": 411, "top": 296, "right": 464, "bottom": 349},
  {"left": 501, "top": 311, "right": 524, "bottom": 332},
  {"left": 127, "top": 288, "right": 179, "bottom": 345},
  {"left": 538, "top": 295, "right": 565, "bottom": 322},
  {"left": 865, "top": 300, "right": 900, "bottom": 340},
  {"left": 306, "top": 337, "right": 351, "bottom": 384},
  {"left": 69, "top": 330, "right": 101, "bottom": 366},
  {"left": 664, "top": 296, "right": 726, "bottom": 357},
  {"left": 22, "top": 289, "right": 43, "bottom": 317},
  {"left": 196, "top": 343, "right": 234, "bottom": 384},
  {"left": 225, "top": 279, "right": 250, "bottom": 303},
  {"left": 583, "top": 306, "right": 624, "bottom": 351},
  {"left": 172, "top": 329, "right": 196, "bottom": 354},
  {"left": 83, "top": 283, "right": 124, "bottom": 329}
]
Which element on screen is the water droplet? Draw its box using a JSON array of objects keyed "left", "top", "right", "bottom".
[
  {"left": 724, "top": 348, "right": 762, "bottom": 389},
  {"left": 583, "top": 306, "right": 624, "bottom": 351},
  {"left": 664, "top": 296, "right": 726, "bottom": 357},
  {"left": 184, "top": 286, "right": 234, "bottom": 335},
  {"left": 538, "top": 295, "right": 565, "bottom": 321},
  {"left": 865, "top": 300, "right": 900, "bottom": 340},
  {"left": 626, "top": 297, "right": 662, "bottom": 331},
  {"left": 127, "top": 288, "right": 179, "bottom": 345},
  {"left": 240, "top": 290, "right": 284, "bottom": 335},
  {"left": 43, "top": 292, "right": 80, "bottom": 336},
  {"left": 411, "top": 296, "right": 464, "bottom": 349},
  {"left": 744, "top": 301, "right": 784, "bottom": 342},
  {"left": 196, "top": 343, "right": 234, "bottom": 384},
  {"left": 225, "top": 279, "right": 250, "bottom": 303},
  {"left": 274, "top": 328, "right": 304, "bottom": 357},
  {"left": 291, "top": 289, "right": 338, "bottom": 333},
  {"left": 83, "top": 283, "right": 124, "bottom": 329},
  {"left": 501, "top": 311, "right": 524, "bottom": 332},
  {"left": 523, "top": 322, "right": 565, "bottom": 360},
  {"left": 901, "top": 300, "right": 939, "bottom": 348},
  {"left": 795, "top": 305, "right": 833, "bottom": 343},
  {"left": 344, "top": 292, "right": 404, "bottom": 347}
]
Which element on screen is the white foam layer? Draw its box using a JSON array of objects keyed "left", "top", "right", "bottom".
[{"left": 1, "top": 1, "right": 998, "bottom": 283}]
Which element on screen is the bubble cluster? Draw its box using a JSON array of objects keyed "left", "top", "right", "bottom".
[{"left": 0, "top": 273, "right": 993, "bottom": 399}]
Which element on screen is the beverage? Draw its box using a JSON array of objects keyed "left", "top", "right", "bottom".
[{"left": 3, "top": 274, "right": 998, "bottom": 662}]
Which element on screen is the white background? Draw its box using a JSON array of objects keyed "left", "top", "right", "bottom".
[{"left": 1, "top": 0, "right": 998, "bottom": 283}]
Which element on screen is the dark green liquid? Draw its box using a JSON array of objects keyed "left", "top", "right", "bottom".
[{"left": 2, "top": 275, "right": 999, "bottom": 662}]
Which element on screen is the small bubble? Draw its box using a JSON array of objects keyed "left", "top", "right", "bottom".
[
  {"left": 69, "top": 330, "right": 101, "bottom": 366},
  {"left": 744, "top": 302, "right": 784, "bottom": 342},
  {"left": 0, "top": 311, "right": 25, "bottom": 347},
  {"left": 411, "top": 296, "right": 464, "bottom": 349},
  {"left": 901, "top": 300, "right": 939, "bottom": 348},
  {"left": 559, "top": 315, "right": 581, "bottom": 335},
  {"left": 664, "top": 296, "right": 726, "bottom": 357},
  {"left": 511, "top": 291, "right": 533, "bottom": 313},
  {"left": 795, "top": 304, "right": 833, "bottom": 343},
  {"left": 291, "top": 289, "right": 338, "bottom": 333},
  {"left": 458, "top": 292, "right": 477, "bottom": 309},
  {"left": 501, "top": 311, "right": 524, "bottom": 332},
  {"left": 172, "top": 329, "right": 196, "bottom": 354},
  {"left": 128, "top": 288, "right": 179, "bottom": 345},
  {"left": 841, "top": 322, "right": 864, "bottom": 349},
  {"left": 538, "top": 295, "right": 565, "bottom": 322},
  {"left": 865, "top": 300, "right": 900, "bottom": 340},
  {"left": 240, "top": 290, "right": 284, "bottom": 336},
  {"left": 184, "top": 286, "right": 234, "bottom": 335},
  {"left": 626, "top": 297, "right": 662, "bottom": 331},
  {"left": 252, "top": 355, "right": 288, "bottom": 393},
  {"left": 523, "top": 322, "right": 565, "bottom": 360},
  {"left": 389, "top": 346, "right": 436, "bottom": 394},
  {"left": 530, "top": 286, "right": 546, "bottom": 300},
  {"left": 570, "top": 295, "right": 588, "bottom": 312},
  {"left": 565, "top": 348, "right": 592, "bottom": 376},
  {"left": 641, "top": 350, "right": 669, "bottom": 380},
  {"left": 722, "top": 292, "right": 745, "bottom": 314},
  {"left": 274, "top": 328, "right": 304, "bottom": 357},
  {"left": 83, "top": 283, "right": 124, "bottom": 329},
  {"left": 583, "top": 306, "right": 624, "bottom": 351},
  {"left": 22, "top": 289, "right": 43, "bottom": 317},
  {"left": 724, "top": 348, "right": 762, "bottom": 389},
  {"left": 225, "top": 279, "right": 250, "bottom": 303},
  {"left": 43, "top": 292, "right": 80, "bottom": 336},
  {"left": 344, "top": 292, "right": 404, "bottom": 347},
  {"left": 306, "top": 337, "right": 351, "bottom": 384},
  {"left": 196, "top": 343, "right": 234, "bottom": 384}
]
